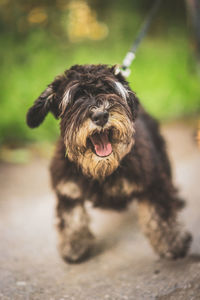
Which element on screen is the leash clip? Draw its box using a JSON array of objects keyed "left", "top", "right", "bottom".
[
  {"left": 120, "top": 67, "right": 131, "bottom": 78},
  {"left": 114, "top": 52, "right": 136, "bottom": 78},
  {"left": 114, "top": 65, "right": 132, "bottom": 78}
]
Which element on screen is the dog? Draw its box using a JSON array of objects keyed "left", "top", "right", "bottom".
[{"left": 26, "top": 64, "right": 192, "bottom": 263}]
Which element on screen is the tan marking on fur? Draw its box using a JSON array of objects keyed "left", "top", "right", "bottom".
[
  {"left": 114, "top": 81, "right": 129, "bottom": 100},
  {"left": 65, "top": 108, "right": 135, "bottom": 180},
  {"left": 60, "top": 82, "right": 79, "bottom": 116},
  {"left": 57, "top": 204, "right": 94, "bottom": 262},
  {"left": 56, "top": 181, "right": 81, "bottom": 199},
  {"left": 60, "top": 89, "right": 71, "bottom": 113},
  {"left": 138, "top": 201, "right": 191, "bottom": 258},
  {"left": 65, "top": 205, "right": 89, "bottom": 228},
  {"left": 106, "top": 178, "right": 142, "bottom": 197}
]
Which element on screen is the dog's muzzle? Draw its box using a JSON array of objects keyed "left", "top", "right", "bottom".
[{"left": 91, "top": 110, "right": 109, "bottom": 127}]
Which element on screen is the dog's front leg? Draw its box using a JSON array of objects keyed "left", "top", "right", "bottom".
[
  {"left": 56, "top": 195, "right": 94, "bottom": 263},
  {"left": 138, "top": 199, "right": 192, "bottom": 259}
]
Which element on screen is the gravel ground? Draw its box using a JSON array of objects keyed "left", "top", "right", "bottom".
[{"left": 0, "top": 121, "right": 200, "bottom": 300}]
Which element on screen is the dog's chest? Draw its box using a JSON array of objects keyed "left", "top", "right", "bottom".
[
  {"left": 86, "top": 176, "right": 142, "bottom": 209},
  {"left": 103, "top": 177, "right": 138, "bottom": 198},
  {"left": 56, "top": 173, "right": 141, "bottom": 206}
]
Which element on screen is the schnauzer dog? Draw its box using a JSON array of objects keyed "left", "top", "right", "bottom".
[{"left": 26, "top": 64, "right": 192, "bottom": 263}]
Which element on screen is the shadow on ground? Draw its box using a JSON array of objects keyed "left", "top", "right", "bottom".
[{"left": 0, "top": 121, "right": 200, "bottom": 300}]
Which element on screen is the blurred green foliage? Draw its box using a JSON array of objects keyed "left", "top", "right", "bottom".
[{"left": 0, "top": 0, "right": 199, "bottom": 145}]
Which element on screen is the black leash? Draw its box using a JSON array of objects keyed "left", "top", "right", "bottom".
[{"left": 118, "top": 0, "right": 162, "bottom": 77}]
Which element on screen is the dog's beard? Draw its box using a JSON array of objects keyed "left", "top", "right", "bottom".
[{"left": 64, "top": 109, "right": 134, "bottom": 180}]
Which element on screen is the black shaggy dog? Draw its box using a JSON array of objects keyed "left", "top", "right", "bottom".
[{"left": 27, "top": 64, "right": 192, "bottom": 263}]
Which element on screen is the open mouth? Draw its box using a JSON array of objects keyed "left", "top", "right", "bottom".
[{"left": 88, "top": 129, "right": 113, "bottom": 157}]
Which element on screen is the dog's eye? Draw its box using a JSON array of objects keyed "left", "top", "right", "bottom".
[
  {"left": 71, "top": 96, "right": 87, "bottom": 106},
  {"left": 89, "top": 105, "right": 96, "bottom": 112},
  {"left": 73, "top": 97, "right": 82, "bottom": 103},
  {"left": 108, "top": 98, "right": 115, "bottom": 105},
  {"left": 96, "top": 100, "right": 103, "bottom": 107}
]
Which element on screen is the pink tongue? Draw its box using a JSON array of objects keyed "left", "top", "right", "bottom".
[{"left": 90, "top": 131, "right": 112, "bottom": 157}]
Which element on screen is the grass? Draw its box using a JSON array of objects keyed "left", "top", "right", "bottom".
[{"left": 0, "top": 22, "right": 199, "bottom": 145}]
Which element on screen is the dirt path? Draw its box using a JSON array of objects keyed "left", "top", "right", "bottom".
[{"left": 0, "top": 121, "right": 200, "bottom": 300}]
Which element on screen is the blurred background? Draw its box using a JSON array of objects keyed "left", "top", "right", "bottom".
[{"left": 0, "top": 0, "right": 200, "bottom": 161}]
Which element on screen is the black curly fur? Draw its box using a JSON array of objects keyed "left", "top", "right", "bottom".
[{"left": 26, "top": 64, "right": 192, "bottom": 263}]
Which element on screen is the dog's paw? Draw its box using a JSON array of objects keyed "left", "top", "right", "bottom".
[
  {"left": 161, "top": 231, "right": 192, "bottom": 259},
  {"left": 59, "top": 229, "right": 94, "bottom": 263}
]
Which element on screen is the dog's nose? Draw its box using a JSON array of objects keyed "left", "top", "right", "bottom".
[{"left": 91, "top": 111, "right": 109, "bottom": 127}]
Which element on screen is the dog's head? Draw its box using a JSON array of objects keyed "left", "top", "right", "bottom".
[{"left": 27, "top": 65, "right": 139, "bottom": 180}]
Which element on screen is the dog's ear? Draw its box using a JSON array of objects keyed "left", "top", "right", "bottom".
[{"left": 26, "top": 76, "right": 63, "bottom": 128}]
